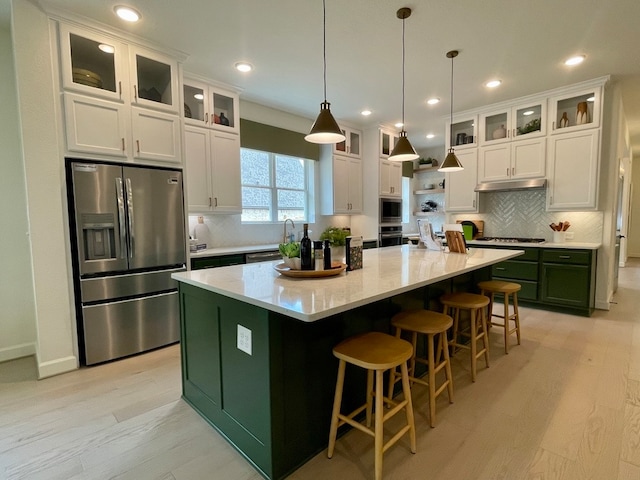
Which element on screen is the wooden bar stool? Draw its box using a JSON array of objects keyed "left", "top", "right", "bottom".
[
  {"left": 387, "top": 310, "right": 454, "bottom": 427},
  {"left": 478, "top": 280, "right": 522, "bottom": 354},
  {"left": 328, "top": 332, "right": 416, "bottom": 480},
  {"left": 440, "top": 292, "right": 490, "bottom": 382}
]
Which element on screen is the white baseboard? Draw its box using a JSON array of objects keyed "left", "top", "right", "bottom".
[
  {"left": 0, "top": 342, "right": 36, "bottom": 363},
  {"left": 595, "top": 299, "right": 611, "bottom": 310},
  {"left": 37, "top": 355, "right": 78, "bottom": 379}
]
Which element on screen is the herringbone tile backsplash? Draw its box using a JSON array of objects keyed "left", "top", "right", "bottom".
[{"left": 451, "top": 190, "right": 603, "bottom": 242}]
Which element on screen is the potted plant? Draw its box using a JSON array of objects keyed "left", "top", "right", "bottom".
[
  {"left": 278, "top": 241, "right": 301, "bottom": 269},
  {"left": 319, "top": 227, "right": 350, "bottom": 263}
]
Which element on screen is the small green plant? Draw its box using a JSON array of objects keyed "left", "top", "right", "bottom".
[
  {"left": 319, "top": 227, "right": 350, "bottom": 246},
  {"left": 278, "top": 242, "right": 300, "bottom": 258}
]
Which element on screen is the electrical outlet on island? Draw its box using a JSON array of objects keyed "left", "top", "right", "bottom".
[{"left": 237, "top": 324, "right": 252, "bottom": 355}]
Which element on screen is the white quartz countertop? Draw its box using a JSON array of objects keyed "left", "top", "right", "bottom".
[
  {"left": 190, "top": 244, "right": 280, "bottom": 257},
  {"left": 174, "top": 245, "right": 523, "bottom": 322}
]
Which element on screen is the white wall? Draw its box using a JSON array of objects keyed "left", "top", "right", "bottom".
[
  {"left": 12, "top": 0, "right": 77, "bottom": 377},
  {"left": 0, "top": 22, "right": 37, "bottom": 362}
]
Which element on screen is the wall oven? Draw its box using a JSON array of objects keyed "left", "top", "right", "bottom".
[
  {"left": 379, "top": 225, "right": 403, "bottom": 247},
  {"left": 380, "top": 197, "right": 402, "bottom": 225}
]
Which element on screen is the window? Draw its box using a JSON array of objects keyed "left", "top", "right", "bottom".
[{"left": 240, "top": 148, "right": 313, "bottom": 222}]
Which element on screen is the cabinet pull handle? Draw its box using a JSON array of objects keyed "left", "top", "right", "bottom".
[
  {"left": 552, "top": 121, "right": 555, "bottom": 130},
  {"left": 121, "top": 137, "right": 125, "bottom": 151},
  {"left": 506, "top": 168, "right": 509, "bottom": 176},
  {"left": 209, "top": 197, "right": 212, "bottom": 207},
  {"left": 134, "top": 85, "right": 138, "bottom": 101},
  {"left": 118, "top": 81, "right": 122, "bottom": 99},
  {"left": 214, "top": 197, "right": 218, "bottom": 207},
  {"left": 495, "top": 267, "right": 506, "bottom": 271},
  {"left": 205, "top": 113, "right": 208, "bottom": 124},
  {"left": 559, "top": 255, "right": 571, "bottom": 259},
  {"left": 136, "top": 140, "right": 140, "bottom": 153},
  {"left": 512, "top": 167, "right": 515, "bottom": 176},
  {"left": 508, "top": 129, "right": 511, "bottom": 138}
]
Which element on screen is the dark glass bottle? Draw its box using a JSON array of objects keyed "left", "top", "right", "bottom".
[
  {"left": 300, "top": 223, "right": 313, "bottom": 270},
  {"left": 323, "top": 240, "right": 332, "bottom": 270}
]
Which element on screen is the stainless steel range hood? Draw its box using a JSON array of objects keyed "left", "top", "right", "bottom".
[{"left": 475, "top": 178, "right": 547, "bottom": 192}]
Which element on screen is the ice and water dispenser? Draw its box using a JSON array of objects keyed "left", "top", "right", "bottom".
[{"left": 81, "top": 213, "right": 117, "bottom": 261}]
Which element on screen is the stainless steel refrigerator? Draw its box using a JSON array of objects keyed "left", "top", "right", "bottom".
[{"left": 66, "top": 159, "right": 186, "bottom": 365}]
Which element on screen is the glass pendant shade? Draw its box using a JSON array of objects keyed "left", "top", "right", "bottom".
[
  {"left": 305, "top": 101, "right": 346, "bottom": 144},
  {"left": 440, "top": 147, "right": 464, "bottom": 172},
  {"left": 389, "top": 130, "right": 419, "bottom": 162}
]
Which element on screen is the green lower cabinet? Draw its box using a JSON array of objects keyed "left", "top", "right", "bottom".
[
  {"left": 541, "top": 263, "right": 590, "bottom": 307},
  {"left": 190, "top": 253, "right": 246, "bottom": 270}
]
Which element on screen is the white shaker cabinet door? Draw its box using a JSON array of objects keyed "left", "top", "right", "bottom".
[
  {"left": 445, "top": 149, "right": 478, "bottom": 213},
  {"left": 63, "top": 93, "right": 128, "bottom": 158},
  {"left": 209, "top": 131, "right": 242, "bottom": 214},
  {"left": 131, "top": 107, "right": 181, "bottom": 163},
  {"left": 184, "top": 126, "right": 213, "bottom": 211}
]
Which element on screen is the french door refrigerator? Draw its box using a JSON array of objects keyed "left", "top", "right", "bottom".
[{"left": 66, "top": 159, "right": 186, "bottom": 365}]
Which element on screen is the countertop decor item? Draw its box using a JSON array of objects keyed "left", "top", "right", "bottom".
[
  {"left": 274, "top": 262, "right": 346, "bottom": 278},
  {"left": 439, "top": 50, "right": 464, "bottom": 172},
  {"left": 319, "top": 226, "right": 350, "bottom": 246},
  {"left": 388, "top": 7, "right": 419, "bottom": 162},
  {"left": 517, "top": 118, "right": 541, "bottom": 135},
  {"left": 304, "top": 0, "right": 345, "bottom": 144}
]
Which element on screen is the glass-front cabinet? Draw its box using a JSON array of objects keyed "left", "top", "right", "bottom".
[
  {"left": 183, "top": 77, "right": 239, "bottom": 134},
  {"left": 445, "top": 115, "right": 477, "bottom": 150},
  {"left": 334, "top": 126, "right": 361, "bottom": 158},
  {"left": 379, "top": 129, "right": 399, "bottom": 157},
  {"left": 59, "top": 24, "right": 126, "bottom": 102},
  {"left": 129, "top": 46, "right": 179, "bottom": 113},
  {"left": 549, "top": 87, "right": 601, "bottom": 134},
  {"left": 479, "top": 99, "right": 546, "bottom": 145}
]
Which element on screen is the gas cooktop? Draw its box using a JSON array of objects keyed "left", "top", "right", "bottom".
[{"left": 474, "top": 237, "right": 546, "bottom": 244}]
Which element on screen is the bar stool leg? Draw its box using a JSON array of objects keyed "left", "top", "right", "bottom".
[
  {"left": 470, "top": 310, "right": 478, "bottom": 382},
  {"left": 387, "top": 327, "right": 402, "bottom": 402},
  {"left": 514, "top": 293, "right": 521, "bottom": 345},
  {"left": 427, "top": 332, "right": 436, "bottom": 427},
  {"left": 366, "top": 369, "right": 374, "bottom": 428},
  {"left": 400, "top": 362, "right": 417, "bottom": 453},
  {"left": 481, "top": 307, "right": 490, "bottom": 367},
  {"left": 504, "top": 292, "right": 511, "bottom": 354},
  {"left": 328, "top": 360, "right": 346, "bottom": 458},
  {"left": 374, "top": 369, "right": 384, "bottom": 480}
]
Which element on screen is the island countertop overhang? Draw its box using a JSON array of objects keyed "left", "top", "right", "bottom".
[{"left": 172, "top": 245, "right": 523, "bottom": 322}]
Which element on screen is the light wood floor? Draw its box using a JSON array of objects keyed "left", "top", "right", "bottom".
[{"left": 2, "top": 261, "right": 640, "bottom": 480}]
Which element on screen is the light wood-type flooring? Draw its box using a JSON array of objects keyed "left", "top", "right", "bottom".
[{"left": 2, "top": 259, "right": 640, "bottom": 480}]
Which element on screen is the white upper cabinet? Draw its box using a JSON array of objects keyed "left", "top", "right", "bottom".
[
  {"left": 445, "top": 114, "right": 477, "bottom": 150},
  {"left": 478, "top": 137, "right": 546, "bottom": 182},
  {"left": 333, "top": 126, "right": 361, "bottom": 158},
  {"left": 59, "top": 24, "right": 128, "bottom": 103},
  {"left": 479, "top": 99, "right": 547, "bottom": 146},
  {"left": 183, "top": 77, "right": 239, "bottom": 134},
  {"left": 549, "top": 86, "right": 602, "bottom": 134},
  {"left": 445, "top": 149, "right": 478, "bottom": 213},
  {"left": 379, "top": 129, "right": 399, "bottom": 158},
  {"left": 129, "top": 46, "right": 179, "bottom": 113},
  {"left": 379, "top": 159, "right": 402, "bottom": 197}
]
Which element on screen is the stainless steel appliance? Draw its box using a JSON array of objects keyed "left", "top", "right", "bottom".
[
  {"left": 380, "top": 197, "right": 402, "bottom": 224},
  {"left": 246, "top": 251, "right": 281, "bottom": 263},
  {"left": 66, "top": 159, "right": 186, "bottom": 365},
  {"left": 379, "top": 225, "right": 403, "bottom": 247}
]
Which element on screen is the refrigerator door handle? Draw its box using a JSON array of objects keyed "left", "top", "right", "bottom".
[
  {"left": 115, "top": 177, "right": 127, "bottom": 259},
  {"left": 125, "top": 177, "right": 135, "bottom": 258}
]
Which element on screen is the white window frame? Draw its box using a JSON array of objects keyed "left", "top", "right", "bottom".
[{"left": 240, "top": 148, "right": 314, "bottom": 223}]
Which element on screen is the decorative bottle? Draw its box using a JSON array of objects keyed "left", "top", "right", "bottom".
[
  {"left": 323, "top": 240, "right": 332, "bottom": 270},
  {"left": 314, "top": 241, "right": 324, "bottom": 271},
  {"left": 300, "top": 223, "right": 313, "bottom": 270}
]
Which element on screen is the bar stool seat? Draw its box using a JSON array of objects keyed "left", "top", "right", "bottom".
[
  {"left": 388, "top": 310, "right": 454, "bottom": 427},
  {"left": 328, "top": 332, "right": 416, "bottom": 480},
  {"left": 440, "top": 292, "right": 490, "bottom": 382},
  {"left": 478, "top": 280, "right": 522, "bottom": 354}
]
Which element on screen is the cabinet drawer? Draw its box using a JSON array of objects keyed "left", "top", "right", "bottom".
[
  {"left": 191, "top": 254, "right": 245, "bottom": 270},
  {"left": 492, "top": 261, "right": 538, "bottom": 281},
  {"left": 542, "top": 249, "right": 590, "bottom": 265},
  {"left": 491, "top": 278, "right": 538, "bottom": 301}
]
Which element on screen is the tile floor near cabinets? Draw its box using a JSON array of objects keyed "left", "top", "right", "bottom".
[{"left": 2, "top": 261, "right": 640, "bottom": 480}]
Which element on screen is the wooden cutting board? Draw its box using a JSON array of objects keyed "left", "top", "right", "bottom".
[{"left": 445, "top": 231, "right": 467, "bottom": 253}]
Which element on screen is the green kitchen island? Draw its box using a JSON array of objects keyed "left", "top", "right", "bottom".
[{"left": 171, "top": 245, "right": 523, "bottom": 479}]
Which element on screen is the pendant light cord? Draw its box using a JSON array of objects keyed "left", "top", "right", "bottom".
[
  {"left": 322, "top": 0, "right": 327, "bottom": 102},
  {"left": 401, "top": 15, "right": 406, "bottom": 127},
  {"left": 450, "top": 53, "right": 454, "bottom": 147}
]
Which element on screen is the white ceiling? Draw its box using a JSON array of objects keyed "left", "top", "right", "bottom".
[{"left": 5, "top": 0, "right": 640, "bottom": 155}]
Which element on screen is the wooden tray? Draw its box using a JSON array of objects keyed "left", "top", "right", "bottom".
[{"left": 273, "top": 262, "right": 347, "bottom": 278}]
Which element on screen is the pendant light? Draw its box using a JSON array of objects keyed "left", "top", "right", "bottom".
[
  {"left": 305, "top": 0, "right": 346, "bottom": 144},
  {"left": 439, "top": 50, "right": 464, "bottom": 172},
  {"left": 388, "top": 7, "right": 419, "bottom": 162}
]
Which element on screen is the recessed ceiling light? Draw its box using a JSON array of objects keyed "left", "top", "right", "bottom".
[
  {"left": 235, "top": 62, "right": 253, "bottom": 73},
  {"left": 565, "top": 55, "right": 586, "bottom": 66},
  {"left": 587, "top": 96, "right": 595, "bottom": 102},
  {"left": 395, "top": 122, "right": 404, "bottom": 128},
  {"left": 194, "top": 93, "right": 204, "bottom": 101},
  {"left": 426, "top": 133, "right": 435, "bottom": 139},
  {"left": 98, "top": 44, "right": 115, "bottom": 54},
  {"left": 427, "top": 98, "right": 440, "bottom": 105},
  {"left": 361, "top": 110, "right": 372, "bottom": 116},
  {"left": 114, "top": 5, "right": 141, "bottom": 22},
  {"left": 485, "top": 80, "right": 502, "bottom": 88},
  {"left": 523, "top": 110, "right": 534, "bottom": 116}
]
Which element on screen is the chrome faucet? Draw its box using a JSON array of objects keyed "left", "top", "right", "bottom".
[{"left": 283, "top": 219, "right": 295, "bottom": 243}]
